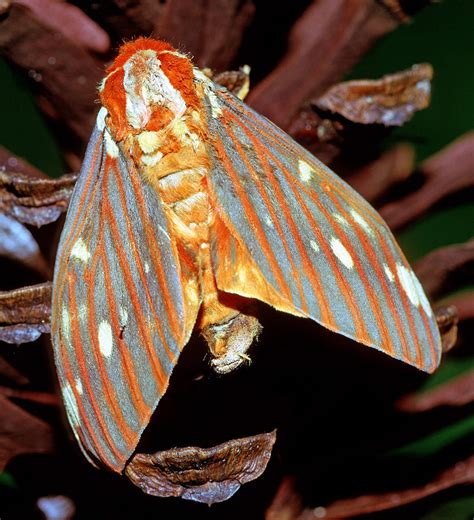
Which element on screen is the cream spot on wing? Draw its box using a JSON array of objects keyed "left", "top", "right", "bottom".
[
  {"left": 396, "top": 264, "right": 419, "bottom": 306},
  {"left": 265, "top": 215, "right": 274, "bottom": 228},
  {"left": 200, "top": 243, "right": 209, "bottom": 250},
  {"left": 333, "top": 213, "right": 348, "bottom": 226},
  {"left": 75, "top": 378, "right": 83, "bottom": 395},
  {"left": 298, "top": 159, "right": 314, "bottom": 182},
  {"left": 350, "top": 209, "right": 374, "bottom": 234},
  {"left": 119, "top": 306, "right": 128, "bottom": 325},
  {"left": 310, "top": 240, "right": 320, "bottom": 253},
  {"left": 70, "top": 238, "right": 90, "bottom": 263},
  {"left": 61, "top": 308, "right": 70, "bottom": 336},
  {"left": 98, "top": 321, "right": 113, "bottom": 358},
  {"left": 137, "top": 131, "right": 160, "bottom": 153},
  {"left": 62, "top": 382, "right": 80, "bottom": 427},
  {"left": 143, "top": 261, "right": 150, "bottom": 274},
  {"left": 411, "top": 271, "right": 433, "bottom": 316},
  {"left": 96, "top": 107, "right": 108, "bottom": 131},
  {"left": 330, "top": 237, "right": 353, "bottom": 269},
  {"left": 383, "top": 263, "right": 395, "bottom": 282}
]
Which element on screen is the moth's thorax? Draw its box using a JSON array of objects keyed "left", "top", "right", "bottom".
[
  {"left": 99, "top": 38, "right": 212, "bottom": 248},
  {"left": 99, "top": 37, "right": 200, "bottom": 140}
]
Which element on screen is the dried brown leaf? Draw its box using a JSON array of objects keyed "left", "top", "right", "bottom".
[
  {"left": 125, "top": 430, "right": 277, "bottom": 504},
  {"left": 213, "top": 67, "right": 250, "bottom": 100},
  {"left": 315, "top": 64, "right": 432, "bottom": 126},
  {"left": 381, "top": 132, "right": 474, "bottom": 230},
  {"left": 0, "top": 170, "right": 78, "bottom": 227},
  {"left": 0, "top": 283, "right": 52, "bottom": 344},
  {"left": 0, "top": 394, "right": 54, "bottom": 470}
]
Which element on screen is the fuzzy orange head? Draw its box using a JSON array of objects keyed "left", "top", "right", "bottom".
[{"left": 99, "top": 38, "right": 200, "bottom": 140}]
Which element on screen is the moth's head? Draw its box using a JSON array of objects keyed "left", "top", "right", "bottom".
[{"left": 99, "top": 38, "right": 199, "bottom": 140}]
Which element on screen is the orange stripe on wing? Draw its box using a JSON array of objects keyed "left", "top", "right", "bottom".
[
  {"left": 107, "top": 158, "right": 178, "bottom": 367},
  {"left": 86, "top": 235, "right": 136, "bottom": 447},
  {"left": 126, "top": 164, "right": 183, "bottom": 348},
  {"left": 246, "top": 135, "right": 375, "bottom": 346},
  {"left": 328, "top": 191, "right": 413, "bottom": 362},
  {"left": 100, "top": 246, "right": 151, "bottom": 421},
  {"left": 67, "top": 277, "right": 125, "bottom": 465},
  {"left": 213, "top": 134, "right": 293, "bottom": 302},
  {"left": 222, "top": 120, "right": 309, "bottom": 315},
  {"left": 103, "top": 167, "right": 169, "bottom": 392},
  {"left": 231, "top": 121, "right": 336, "bottom": 326}
]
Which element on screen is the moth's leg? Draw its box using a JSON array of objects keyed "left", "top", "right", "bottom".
[{"left": 202, "top": 309, "right": 262, "bottom": 374}]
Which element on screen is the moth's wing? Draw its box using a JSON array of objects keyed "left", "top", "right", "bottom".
[
  {"left": 51, "top": 116, "right": 200, "bottom": 472},
  {"left": 204, "top": 86, "right": 441, "bottom": 373}
]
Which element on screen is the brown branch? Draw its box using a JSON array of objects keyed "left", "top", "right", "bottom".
[{"left": 380, "top": 132, "right": 474, "bottom": 230}]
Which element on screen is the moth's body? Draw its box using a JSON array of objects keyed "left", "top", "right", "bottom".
[
  {"left": 51, "top": 38, "right": 441, "bottom": 474},
  {"left": 99, "top": 41, "right": 257, "bottom": 371}
]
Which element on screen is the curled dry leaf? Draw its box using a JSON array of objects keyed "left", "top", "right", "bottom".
[
  {"left": 0, "top": 282, "right": 52, "bottom": 344},
  {"left": 0, "top": 394, "right": 54, "bottom": 470},
  {"left": 267, "top": 456, "right": 474, "bottom": 519},
  {"left": 314, "top": 64, "right": 432, "bottom": 126},
  {"left": 0, "top": 170, "right": 78, "bottom": 227},
  {"left": 125, "top": 430, "right": 277, "bottom": 505},
  {"left": 381, "top": 132, "right": 474, "bottom": 230},
  {"left": 414, "top": 240, "right": 474, "bottom": 300},
  {"left": 346, "top": 143, "right": 415, "bottom": 202},
  {"left": 213, "top": 67, "right": 251, "bottom": 100}
]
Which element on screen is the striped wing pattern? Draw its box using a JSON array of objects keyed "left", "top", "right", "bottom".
[
  {"left": 205, "top": 86, "right": 441, "bottom": 373},
  {"left": 51, "top": 123, "right": 196, "bottom": 472}
]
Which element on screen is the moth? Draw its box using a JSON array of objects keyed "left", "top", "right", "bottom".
[{"left": 51, "top": 38, "right": 441, "bottom": 473}]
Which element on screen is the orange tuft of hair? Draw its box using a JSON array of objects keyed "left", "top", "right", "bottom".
[{"left": 100, "top": 37, "right": 200, "bottom": 139}]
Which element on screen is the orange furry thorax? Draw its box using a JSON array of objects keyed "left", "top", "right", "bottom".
[{"left": 99, "top": 37, "right": 200, "bottom": 141}]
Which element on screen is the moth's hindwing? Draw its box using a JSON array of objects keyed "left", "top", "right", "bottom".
[
  {"left": 51, "top": 119, "right": 198, "bottom": 472},
  {"left": 205, "top": 85, "right": 441, "bottom": 373}
]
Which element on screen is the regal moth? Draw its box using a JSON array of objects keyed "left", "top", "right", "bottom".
[{"left": 51, "top": 37, "right": 441, "bottom": 473}]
